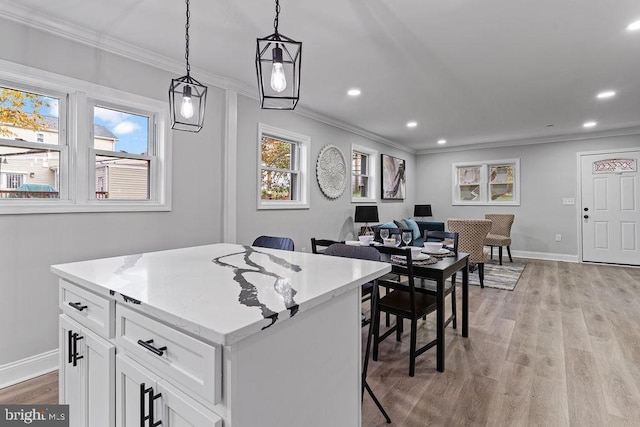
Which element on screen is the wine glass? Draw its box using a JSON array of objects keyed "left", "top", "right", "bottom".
[
  {"left": 380, "top": 228, "right": 389, "bottom": 240},
  {"left": 402, "top": 231, "right": 412, "bottom": 246},
  {"left": 392, "top": 233, "right": 402, "bottom": 247}
]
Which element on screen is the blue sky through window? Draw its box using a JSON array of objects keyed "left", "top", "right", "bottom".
[{"left": 94, "top": 106, "right": 148, "bottom": 155}]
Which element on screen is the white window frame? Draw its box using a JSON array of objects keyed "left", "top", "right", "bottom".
[
  {"left": 257, "top": 123, "right": 309, "bottom": 210},
  {"left": 0, "top": 59, "right": 171, "bottom": 214},
  {"left": 351, "top": 144, "right": 377, "bottom": 203},
  {"left": 452, "top": 158, "right": 520, "bottom": 206},
  {"left": 87, "top": 99, "right": 157, "bottom": 203}
]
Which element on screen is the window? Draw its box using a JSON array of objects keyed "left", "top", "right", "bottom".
[
  {"left": 0, "top": 61, "right": 169, "bottom": 214},
  {"left": 452, "top": 158, "right": 520, "bottom": 205},
  {"left": 90, "top": 104, "right": 153, "bottom": 201},
  {"left": 351, "top": 144, "right": 377, "bottom": 202},
  {"left": 0, "top": 83, "right": 65, "bottom": 200},
  {"left": 257, "top": 123, "right": 309, "bottom": 210}
]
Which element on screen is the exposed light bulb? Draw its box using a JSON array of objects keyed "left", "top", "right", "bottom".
[
  {"left": 180, "top": 86, "right": 194, "bottom": 119},
  {"left": 270, "top": 46, "right": 287, "bottom": 92}
]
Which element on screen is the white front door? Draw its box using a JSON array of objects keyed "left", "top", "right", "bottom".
[{"left": 581, "top": 151, "right": 640, "bottom": 265}]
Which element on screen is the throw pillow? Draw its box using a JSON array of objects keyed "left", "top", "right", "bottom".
[
  {"left": 404, "top": 218, "right": 421, "bottom": 240},
  {"left": 394, "top": 219, "right": 407, "bottom": 229}
]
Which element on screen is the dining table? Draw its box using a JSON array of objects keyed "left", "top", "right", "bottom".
[{"left": 373, "top": 244, "right": 470, "bottom": 372}]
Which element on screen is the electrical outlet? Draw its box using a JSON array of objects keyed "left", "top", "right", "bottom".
[{"left": 555, "top": 234, "right": 562, "bottom": 242}]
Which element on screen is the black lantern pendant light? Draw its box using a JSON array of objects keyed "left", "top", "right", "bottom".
[
  {"left": 256, "top": 0, "right": 302, "bottom": 110},
  {"left": 169, "top": 0, "right": 207, "bottom": 132}
]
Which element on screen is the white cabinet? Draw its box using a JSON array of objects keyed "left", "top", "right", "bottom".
[
  {"left": 59, "top": 315, "right": 115, "bottom": 427},
  {"left": 115, "top": 354, "right": 221, "bottom": 427}
]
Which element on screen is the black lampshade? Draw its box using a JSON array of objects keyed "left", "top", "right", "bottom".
[
  {"left": 354, "top": 205, "right": 379, "bottom": 223},
  {"left": 414, "top": 204, "right": 433, "bottom": 217}
]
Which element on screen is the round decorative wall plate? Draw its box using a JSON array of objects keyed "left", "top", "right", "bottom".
[{"left": 316, "top": 144, "right": 347, "bottom": 199}]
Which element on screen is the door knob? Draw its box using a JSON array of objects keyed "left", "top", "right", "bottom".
[
  {"left": 583, "top": 215, "right": 589, "bottom": 219},
  {"left": 583, "top": 207, "right": 589, "bottom": 212}
]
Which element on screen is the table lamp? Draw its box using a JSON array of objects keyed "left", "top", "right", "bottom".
[
  {"left": 354, "top": 205, "right": 379, "bottom": 236},
  {"left": 414, "top": 204, "right": 432, "bottom": 220}
]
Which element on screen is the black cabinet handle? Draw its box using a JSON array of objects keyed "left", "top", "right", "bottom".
[
  {"left": 140, "top": 382, "right": 162, "bottom": 426},
  {"left": 69, "top": 302, "right": 88, "bottom": 311},
  {"left": 71, "top": 333, "right": 84, "bottom": 367},
  {"left": 137, "top": 339, "right": 167, "bottom": 357},
  {"left": 67, "top": 330, "right": 73, "bottom": 364}
]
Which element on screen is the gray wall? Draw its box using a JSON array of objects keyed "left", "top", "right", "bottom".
[
  {"left": 235, "top": 94, "right": 416, "bottom": 251},
  {"left": 415, "top": 134, "right": 640, "bottom": 257},
  {"left": 0, "top": 19, "right": 224, "bottom": 365}
]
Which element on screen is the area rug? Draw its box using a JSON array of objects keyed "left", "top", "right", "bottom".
[{"left": 466, "top": 260, "right": 526, "bottom": 290}]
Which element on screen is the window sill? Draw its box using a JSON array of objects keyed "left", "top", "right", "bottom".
[
  {"left": 257, "top": 201, "right": 309, "bottom": 210},
  {"left": 351, "top": 197, "right": 377, "bottom": 203},
  {"left": 0, "top": 200, "right": 171, "bottom": 215}
]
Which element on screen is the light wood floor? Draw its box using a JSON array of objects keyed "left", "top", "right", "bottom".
[
  {"left": 363, "top": 258, "right": 640, "bottom": 426},
  {"left": 2, "top": 259, "right": 639, "bottom": 426}
]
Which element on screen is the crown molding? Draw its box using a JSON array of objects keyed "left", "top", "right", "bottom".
[{"left": 416, "top": 126, "right": 640, "bottom": 155}]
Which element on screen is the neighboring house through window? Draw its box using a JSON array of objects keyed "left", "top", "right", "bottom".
[
  {"left": 452, "top": 158, "right": 520, "bottom": 205},
  {"left": 0, "top": 61, "right": 170, "bottom": 214}
]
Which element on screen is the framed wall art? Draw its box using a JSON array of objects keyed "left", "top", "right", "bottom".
[{"left": 381, "top": 154, "right": 405, "bottom": 200}]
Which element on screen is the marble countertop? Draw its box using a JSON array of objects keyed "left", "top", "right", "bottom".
[{"left": 51, "top": 243, "right": 391, "bottom": 345}]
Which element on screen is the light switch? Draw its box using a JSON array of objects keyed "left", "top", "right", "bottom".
[{"left": 563, "top": 198, "right": 575, "bottom": 205}]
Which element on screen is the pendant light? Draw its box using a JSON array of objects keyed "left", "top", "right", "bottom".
[
  {"left": 255, "top": 0, "right": 302, "bottom": 110},
  {"left": 169, "top": 0, "right": 207, "bottom": 132}
]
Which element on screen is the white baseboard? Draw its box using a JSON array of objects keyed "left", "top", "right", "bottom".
[
  {"left": 511, "top": 250, "right": 579, "bottom": 263},
  {"left": 0, "top": 350, "right": 59, "bottom": 389}
]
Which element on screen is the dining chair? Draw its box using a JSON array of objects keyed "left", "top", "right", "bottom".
[
  {"left": 252, "top": 235, "right": 295, "bottom": 251},
  {"left": 447, "top": 219, "right": 492, "bottom": 288},
  {"left": 321, "top": 243, "right": 391, "bottom": 422},
  {"left": 373, "top": 245, "right": 438, "bottom": 377},
  {"left": 324, "top": 243, "right": 381, "bottom": 325},
  {"left": 310, "top": 237, "right": 342, "bottom": 254},
  {"left": 419, "top": 231, "right": 459, "bottom": 329},
  {"left": 484, "top": 214, "right": 515, "bottom": 265}
]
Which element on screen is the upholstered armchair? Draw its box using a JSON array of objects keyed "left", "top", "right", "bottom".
[
  {"left": 484, "top": 214, "right": 515, "bottom": 265},
  {"left": 447, "top": 219, "right": 492, "bottom": 288}
]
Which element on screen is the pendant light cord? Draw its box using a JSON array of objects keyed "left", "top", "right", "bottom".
[
  {"left": 273, "top": 0, "right": 280, "bottom": 35},
  {"left": 185, "top": 0, "right": 191, "bottom": 75}
]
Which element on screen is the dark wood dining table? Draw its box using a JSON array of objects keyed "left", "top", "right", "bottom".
[{"left": 375, "top": 248, "right": 470, "bottom": 372}]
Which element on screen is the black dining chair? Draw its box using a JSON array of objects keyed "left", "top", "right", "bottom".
[
  {"left": 322, "top": 243, "right": 391, "bottom": 422},
  {"left": 310, "top": 237, "right": 342, "bottom": 254},
  {"left": 420, "top": 230, "right": 459, "bottom": 329},
  {"left": 373, "top": 245, "right": 438, "bottom": 377},
  {"left": 324, "top": 243, "right": 380, "bottom": 324},
  {"left": 252, "top": 235, "right": 295, "bottom": 251}
]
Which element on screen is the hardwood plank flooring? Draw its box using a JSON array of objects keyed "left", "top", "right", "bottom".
[
  {"left": 1, "top": 259, "right": 639, "bottom": 426},
  {"left": 0, "top": 371, "right": 57, "bottom": 404},
  {"left": 363, "top": 259, "right": 640, "bottom": 426}
]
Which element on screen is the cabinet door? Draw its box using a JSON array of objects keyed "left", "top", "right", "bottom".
[
  {"left": 116, "top": 355, "right": 222, "bottom": 427},
  {"left": 59, "top": 315, "right": 115, "bottom": 427},
  {"left": 116, "top": 354, "right": 157, "bottom": 427},
  {"left": 59, "top": 316, "right": 84, "bottom": 425},
  {"left": 157, "top": 381, "right": 222, "bottom": 427}
]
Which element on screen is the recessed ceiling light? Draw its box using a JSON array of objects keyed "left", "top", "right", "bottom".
[
  {"left": 347, "top": 88, "right": 361, "bottom": 97},
  {"left": 406, "top": 121, "right": 417, "bottom": 128},
  {"left": 437, "top": 139, "right": 447, "bottom": 145},
  {"left": 627, "top": 20, "right": 640, "bottom": 31},
  {"left": 596, "top": 90, "right": 616, "bottom": 99},
  {"left": 583, "top": 121, "right": 597, "bottom": 128}
]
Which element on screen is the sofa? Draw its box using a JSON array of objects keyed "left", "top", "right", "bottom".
[{"left": 370, "top": 220, "right": 445, "bottom": 246}]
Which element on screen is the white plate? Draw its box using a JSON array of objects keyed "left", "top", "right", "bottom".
[
  {"left": 393, "top": 253, "right": 431, "bottom": 261},
  {"left": 345, "top": 240, "right": 360, "bottom": 246},
  {"left": 422, "top": 248, "right": 449, "bottom": 255}
]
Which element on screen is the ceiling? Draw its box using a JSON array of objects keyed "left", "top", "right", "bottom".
[{"left": 3, "top": 0, "right": 640, "bottom": 152}]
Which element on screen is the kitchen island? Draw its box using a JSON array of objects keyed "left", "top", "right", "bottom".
[{"left": 52, "top": 243, "right": 391, "bottom": 426}]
